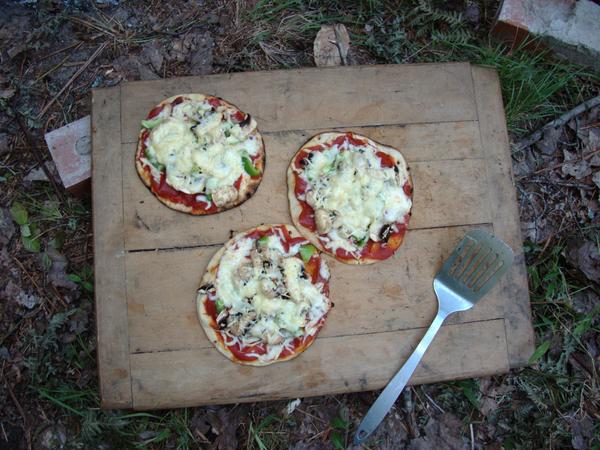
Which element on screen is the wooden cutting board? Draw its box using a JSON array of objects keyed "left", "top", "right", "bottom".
[{"left": 91, "top": 63, "right": 534, "bottom": 410}]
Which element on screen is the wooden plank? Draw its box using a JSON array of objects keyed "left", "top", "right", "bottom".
[
  {"left": 126, "top": 225, "right": 504, "bottom": 354},
  {"left": 471, "top": 66, "right": 534, "bottom": 367},
  {"left": 91, "top": 87, "right": 132, "bottom": 408},
  {"left": 120, "top": 63, "right": 477, "bottom": 143},
  {"left": 130, "top": 319, "right": 509, "bottom": 409},
  {"left": 122, "top": 129, "right": 490, "bottom": 250}
]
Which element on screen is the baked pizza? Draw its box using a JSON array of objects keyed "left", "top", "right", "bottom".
[
  {"left": 197, "top": 224, "right": 331, "bottom": 366},
  {"left": 288, "top": 131, "right": 413, "bottom": 264},
  {"left": 135, "top": 94, "right": 265, "bottom": 214}
]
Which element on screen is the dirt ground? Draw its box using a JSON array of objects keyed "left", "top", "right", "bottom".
[{"left": 0, "top": 1, "right": 599, "bottom": 449}]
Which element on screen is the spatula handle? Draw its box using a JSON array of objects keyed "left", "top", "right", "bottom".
[{"left": 354, "top": 311, "right": 448, "bottom": 445}]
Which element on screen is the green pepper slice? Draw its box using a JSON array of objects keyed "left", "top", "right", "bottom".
[
  {"left": 141, "top": 118, "right": 163, "bottom": 129},
  {"left": 299, "top": 244, "right": 317, "bottom": 263},
  {"left": 242, "top": 156, "right": 261, "bottom": 177},
  {"left": 215, "top": 298, "right": 225, "bottom": 314}
]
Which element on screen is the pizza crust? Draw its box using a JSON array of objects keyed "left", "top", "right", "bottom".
[
  {"left": 196, "top": 224, "right": 330, "bottom": 366},
  {"left": 287, "top": 131, "right": 413, "bottom": 265},
  {"left": 135, "top": 94, "right": 265, "bottom": 215}
]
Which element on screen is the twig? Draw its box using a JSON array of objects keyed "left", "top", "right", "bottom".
[
  {"left": 6, "top": 383, "right": 32, "bottom": 450},
  {"left": 36, "top": 41, "right": 108, "bottom": 119},
  {"left": 38, "top": 41, "right": 82, "bottom": 62},
  {"left": 517, "top": 148, "right": 600, "bottom": 179},
  {"left": 295, "top": 408, "right": 327, "bottom": 424},
  {"left": 470, "top": 423, "right": 475, "bottom": 450},
  {"left": 521, "top": 178, "right": 596, "bottom": 190},
  {"left": 13, "top": 111, "right": 66, "bottom": 204},
  {"left": 422, "top": 390, "right": 445, "bottom": 414},
  {"left": 515, "top": 95, "right": 600, "bottom": 151}
]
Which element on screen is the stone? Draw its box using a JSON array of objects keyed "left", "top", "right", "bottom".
[
  {"left": 44, "top": 116, "right": 91, "bottom": 197},
  {"left": 493, "top": 0, "right": 600, "bottom": 72}
]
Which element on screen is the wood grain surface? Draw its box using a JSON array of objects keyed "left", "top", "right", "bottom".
[
  {"left": 92, "top": 63, "right": 533, "bottom": 410},
  {"left": 91, "top": 87, "right": 132, "bottom": 408}
]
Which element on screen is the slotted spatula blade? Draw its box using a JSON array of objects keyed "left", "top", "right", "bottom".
[
  {"left": 435, "top": 229, "right": 515, "bottom": 306},
  {"left": 354, "top": 229, "right": 514, "bottom": 445}
]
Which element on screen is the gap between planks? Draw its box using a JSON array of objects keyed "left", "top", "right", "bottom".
[
  {"left": 125, "top": 222, "right": 494, "bottom": 253},
  {"left": 129, "top": 317, "right": 506, "bottom": 355},
  {"left": 120, "top": 119, "right": 480, "bottom": 145}
]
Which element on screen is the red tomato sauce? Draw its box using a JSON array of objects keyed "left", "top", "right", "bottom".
[
  {"left": 147, "top": 105, "right": 164, "bottom": 119},
  {"left": 376, "top": 151, "right": 395, "bottom": 168},
  {"left": 172, "top": 96, "right": 185, "bottom": 106},
  {"left": 208, "top": 97, "right": 221, "bottom": 108},
  {"left": 232, "top": 110, "right": 246, "bottom": 122},
  {"left": 145, "top": 168, "right": 217, "bottom": 214}
]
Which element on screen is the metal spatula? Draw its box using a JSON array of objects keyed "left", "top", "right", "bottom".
[{"left": 354, "top": 229, "right": 515, "bottom": 445}]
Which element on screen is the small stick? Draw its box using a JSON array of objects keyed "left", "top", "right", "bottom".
[
  {"left": 13, "top": 111, "right": 66, "bottom": 204},
  {"left": 515, "top": 95, "right": 600, "bottom": 151},
  {"left": 517, "top": 148, "right": 600, "bottom": 179},
  {"left": 38, "top": 41, "right": 82, "bottom": 62},
  {"left": 470, "top": 423, "right": 475, "bottom": 450},
  {"left": 36, "top": 41, "right": 108, "bottom": 119}
]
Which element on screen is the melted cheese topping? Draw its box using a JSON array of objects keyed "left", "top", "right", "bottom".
[
  {"left": 297, "top": 136, "right": 412, "bottom": 257},
  {"left": 213, "top": 231, "right": 329, "bottom": 363},
  {"left": 141, "top": 97, "right": 261, "bottom": 196}
]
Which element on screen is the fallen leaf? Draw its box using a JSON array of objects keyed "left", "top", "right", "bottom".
[
  {"left": 284, "top": 398, "right": 301, "bottom": 416},
  {"left": 535, "top": 126, "right": 562, "bottom": 155},
  {"left": 189, "top": 32, "right": 214, "bottom": 76},
  {"left": 314, "top": 24, "right": 350, "bottom": 67},
  {"left": 36, "top": 424, "right": 67, "bottom": 450},
  {"left": 68, "top": 309, "right": 89, "bottom": 334},
  {"left": 140, "top": 42, "right": 164, "bottom": 72},
  {"left": 570, "top": 415, "right": 595, "bottom": 450},
  {"left": 408, "top": 413, "right": 469, "bottom": 450},
  {"left": 0, "top": 87, "right": 15, "bottom": 100},
  {"left": 46, "top": 248, "right": 78, "bottom": 290},
  {"left": 562, "top": 149, "right": 592, "bottom": 179},
  {"left": 204, "top": 406, "right": 242, "bottom": 450},
  {"left": 0, "top": 208, "right": 16, "bottom": 246},
  {"left": 0, "top": 132, "right": 8, "bottom": 156},
  {"left": 464, "top": 3, "right": 480, "bottom": 23},
  {"left": 592, "top": 171, "right": 600, "bottom": 189},
  {"left": 23, "top": 166, "right": 49, "bottom": 183},
  {"left": 564, "top": 240, "right": 600, "bottom": 283},
  {"left": 16, "top": 291, "right": 38, "bottom": 309}
]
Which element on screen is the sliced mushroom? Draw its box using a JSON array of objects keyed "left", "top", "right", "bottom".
[
  {"left": 314, "top": 209, "right": 332, "bottom": 234},
  {"left": 263, "top": 331, "right": 284, "bottom": 345},
  {"left": 212, "top": 185, "right": 237, "bottom": 207},
  {"left": 260, "top": 278, "right": 278, "bottom": 298},
  {"left": 216, "top": 309, "right": 229, "bottom": 329},
  {"left": 228, "top": 311, "right": 257, "bottom": 336},
  {"left": 379, "top": 224, "right": 392, "bottom": 242},
  {"left": 251, "top": 250, "right": 263, "bottom": 271},
  {"left": 305, "top": 190, "right": 317, "bottom": 208},
  {"left": 237, "top": 264, "right": 254, "bottom": 282}
]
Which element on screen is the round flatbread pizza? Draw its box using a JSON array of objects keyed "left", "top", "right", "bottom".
[
  {"left": 135, "top": 94, "right": 265, "bottom": 214},
  {"left": 197, "top": 224, "right": 331, "bottom": 366},
  {"left": 287, "top": 131, "right": 413, "bottom": 265}
]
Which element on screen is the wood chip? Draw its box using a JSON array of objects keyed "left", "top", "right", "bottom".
[{"left": 313, "top": 24, "right": 350, "bottom": 67}]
